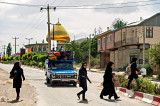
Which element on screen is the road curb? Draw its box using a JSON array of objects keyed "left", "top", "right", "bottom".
[
  {"left": 117, "top": 87, "right": 160, "bottom": 106},
  {"left": 152, "top": 96, "right": 160, "bottom": 106}
]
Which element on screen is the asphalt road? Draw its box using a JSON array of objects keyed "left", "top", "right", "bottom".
[{"left": 0, "top": 63, "right": 152, "bottom": 106}]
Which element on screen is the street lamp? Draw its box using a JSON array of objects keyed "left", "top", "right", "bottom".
[{"left": 25, "top": 38, "right": 33, "bottom": 45}]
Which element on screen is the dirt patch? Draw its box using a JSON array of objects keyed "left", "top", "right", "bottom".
[{"left": 0, "top": 68, "right": 37, "bottom": 106}]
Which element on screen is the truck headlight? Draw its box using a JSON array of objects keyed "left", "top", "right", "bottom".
[{"left": 53, "top": 73, "right": 56, "bottom": 78}]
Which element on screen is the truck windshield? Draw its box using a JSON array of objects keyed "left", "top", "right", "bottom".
[{"left": 54, "top": 63, "right": 73, "bottom": 70}]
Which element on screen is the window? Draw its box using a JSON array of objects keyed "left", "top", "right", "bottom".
[
  {"left": 98, "top": 39, "right": 100, "bottom": 45},
  {"left": 43, "top": 46, "right": 46, "bottom": 51},
  {"left": 103, "top": 37, "right": 106, "bottom": 45},
  {"left": 39, "top": 47, "right": 41, "bottom": 51},
  {"left": 34, "top": 47, "right": 37, "bottom": 51},
  {"left": 146, "top": 27, "right": 153, "bottom": 38},
  {"left": 55, "top": 63, "right": 73, "bottom": 70},
  {"left": 108, "top": 34, "right": 112, "bottom": 43}
]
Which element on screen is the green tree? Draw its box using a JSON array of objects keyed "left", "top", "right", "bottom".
[
  {"left": 91, "top": 37, "right": 98, "bottom": 57},
  {"left": 112, "top": 18, "right": 127, "bottom": 30},
  {"left": 66, "top": 41, "right": 84, "bottom": 63},
  {"left": 146, "top": 44, "right": 160, "bottom": 67},
  {"left": 6, "top": 43, "right": 12, "bottom": 57},
  {"left": 80, "top": 39, "right": 89, "bottom": 51}
]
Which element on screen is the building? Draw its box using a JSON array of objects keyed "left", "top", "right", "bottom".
[
  {"left": 25, "top": 20, "right": 71, "bottom": 54},
  {"left": 96, "top": 30, "right": 114, "bottom": 68},
  {"left": 96, "top": 13, "right": 160, "bottom": 70}
]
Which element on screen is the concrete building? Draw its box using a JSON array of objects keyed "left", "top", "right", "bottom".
[
  {"left": 96, "top": 13, "right": 160, "bottom": 70},
  {"left": 96, "top": 30, "right": 114, "bottom": 68}
]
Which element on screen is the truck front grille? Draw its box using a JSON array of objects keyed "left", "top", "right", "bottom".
[{"left": 55, "top": 74, "right": 77, "bottom": 79}]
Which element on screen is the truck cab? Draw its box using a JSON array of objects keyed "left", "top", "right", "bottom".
[{"left": 45, "top": 59, "right": 77, "bottom": 86}]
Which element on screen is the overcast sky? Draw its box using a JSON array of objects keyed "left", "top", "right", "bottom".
[{"left": 0, "top": 0, "right": 160, "bottom": 54}]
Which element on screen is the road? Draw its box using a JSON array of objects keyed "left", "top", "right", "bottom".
[{"left": 0, "top": 63, "right": 152, "bottom": 106}]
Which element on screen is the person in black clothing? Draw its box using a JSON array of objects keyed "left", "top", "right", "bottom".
[
  {"left": 10, "top": 62, "right": 25, "bottom": 100},
  {"left": 100, "top": 61, "right": 120, "bottom": 100},
  {"left": 127, "top": 58, "right": 142, "bottom": 89},
  {"left": 77, "top": 62, "right": 92, "bottom": 101}
]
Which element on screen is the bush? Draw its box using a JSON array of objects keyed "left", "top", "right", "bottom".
[
  {"left": 90, "top": 56, "right": 100, "bottom": 67},
  {"left": 157, "top": 71, "right": 160, "bottom": 80},
  {"left": 29, "top": 61, "right": 34, "bottom": 66},
  {"left": 116, "top": 75, "right": 160, "bottom": 96},
  {"left": 38, "top": 62, "right": 42, "bottom": 68},
  {"left": 38, "top": 55, "right": 47, "bottom": 62},
  {"left": 32, "top": 55, "right": 38, "bottom": 61},
  {"left": 15, "top": 56, "right": 20, "bottom": 60},
  {"left": 11, "top": 56, "right": 15, "bottom": 60},
  {"left": 33, "top": 61, "right": 38, "bottom": 66},
  {"left": 143, "top": 64, "right": 153, "bottom": 76},
  {"left": 7, "top": 57, "right": 11, "bottom": 61},
  {"left": 22, "top": 54, "right": 27, "bottom": 60},
  {"left": 2, "top": 57, "right": 6, "bottom": 61}
]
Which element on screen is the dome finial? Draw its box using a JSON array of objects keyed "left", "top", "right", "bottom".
[{"left": 58, "top": 18, "right": 59, "bottom": 22}]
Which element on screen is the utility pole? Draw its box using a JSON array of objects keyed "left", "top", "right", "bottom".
[
  {"left": 40, "top": 4, "right": 56, "bottom": 52},
  {"left": 2, "top": 45, "right": 6, "bottom": 56},
  {"left": 89, "top": 34, "right": 91, "bottom": 71},
  {"left": 25, "top": 38, "right": 33, "bottom": 45},
  {"left": 143, "top": 26, "right": 145, "bottom": 65},
  {"left": 12, "top": 37, "right": 19, "bottom": 55}
]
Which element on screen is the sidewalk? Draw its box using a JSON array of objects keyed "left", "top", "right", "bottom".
[{"left": 76, "top": 67, "right": 125, "bottom": 75}]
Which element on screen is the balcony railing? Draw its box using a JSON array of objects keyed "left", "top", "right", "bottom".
[{"left": 115, "top": 37, "right": 139, "bottom": 48}]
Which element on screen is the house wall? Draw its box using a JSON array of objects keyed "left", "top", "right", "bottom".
[
  {"left": 107, "top": 33, "right": 114, "bottom": 49},
  {"left": 139, "top": 26, "right": 160, "bottom": 44}
]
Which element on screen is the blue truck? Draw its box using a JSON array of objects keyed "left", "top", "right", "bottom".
[{"left": 45, "top": 58, "right": 77, "bottom": 86}]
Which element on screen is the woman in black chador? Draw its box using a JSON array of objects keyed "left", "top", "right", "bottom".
[
  {"left": 127, "top": 58, "right": 142, "bottom": 89},
  {"left": 10, "top": 62, "right": 25, "bottom": 100},
  {"left": 77, "top": 62, "right": 92, "bottom": 101},
  {"left": 100, "top": 61, "right": 120, "bottom": 100}
]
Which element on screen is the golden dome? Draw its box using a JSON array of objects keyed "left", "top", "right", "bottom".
[{"left": 46, "top": 21, "right": 70, "bottom": 43}]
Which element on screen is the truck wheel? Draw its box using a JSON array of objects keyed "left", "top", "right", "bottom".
[
  {"left": 50, "top": 77, "right": 53, "bottom": 86},
  {"left": 46, "top": 77, "right": 49, "bottom": 84},
  {"left": 73, "top": 82, "right": 77, "bottom": 86}
]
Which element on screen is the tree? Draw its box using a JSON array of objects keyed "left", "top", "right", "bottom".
[
  {"left": 91, "top": 37, "right": 98, "bottom": 57},
  {"left": 146, "top": 44, "right": 160, "bottom": 67},
  {"left": 65, "top": 41, "right": 84, "bottom": 63},
  {"left": 6, "top": 43, "right": 12, "bottom": 57},
  {"left": 112, "top": 18, "right": 127, "bottom": 30}
]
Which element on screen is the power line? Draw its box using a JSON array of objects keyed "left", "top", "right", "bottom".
[
  {"left": 0, "top": 1, "right": 45, "bottom": 7},
  {"left": 0, "top": 0, "right": 158, "bottom": 8},
  {"left": 56, "top": 2, "right": 160, "bottom": 9},
  {"left": 57, "top": 0, "right": 65, "bottom": 6},
  {"left": 56, "top": 0, "right": 157, "bottom": 7}
]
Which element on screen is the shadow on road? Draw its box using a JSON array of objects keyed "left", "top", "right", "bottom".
[
  {"left": 103, "top": 98, "right": 121, "bottom": 102},
  {"left": 78, "top": 100, "right": 89, "bottom": 104},
  {"left": 7, "top": 99, "right": 23, "bottom": 103},
  {"left": 44, "top": 82, "right": 78, "bottom": 88}
]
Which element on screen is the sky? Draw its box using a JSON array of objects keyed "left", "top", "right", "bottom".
[{"left": 0, "top": 0, "right": 160, "bottom": 55}]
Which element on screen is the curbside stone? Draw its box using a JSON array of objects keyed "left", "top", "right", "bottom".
[
  {"left": 126, "top": 89, "right": 134, "bottom": 98},
  {"left": 134, "top": 91, "right": 143, "bottom": 101},
  {"left": 142, "top": 93, "right": 153, "bottom": 104},
  {"left": 152, "top": 96, "right": 160, "bottom": 106}
]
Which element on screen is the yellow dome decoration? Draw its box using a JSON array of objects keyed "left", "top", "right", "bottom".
[{"left": 46, "top": 21, "right": 70, "bottom": 43}]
